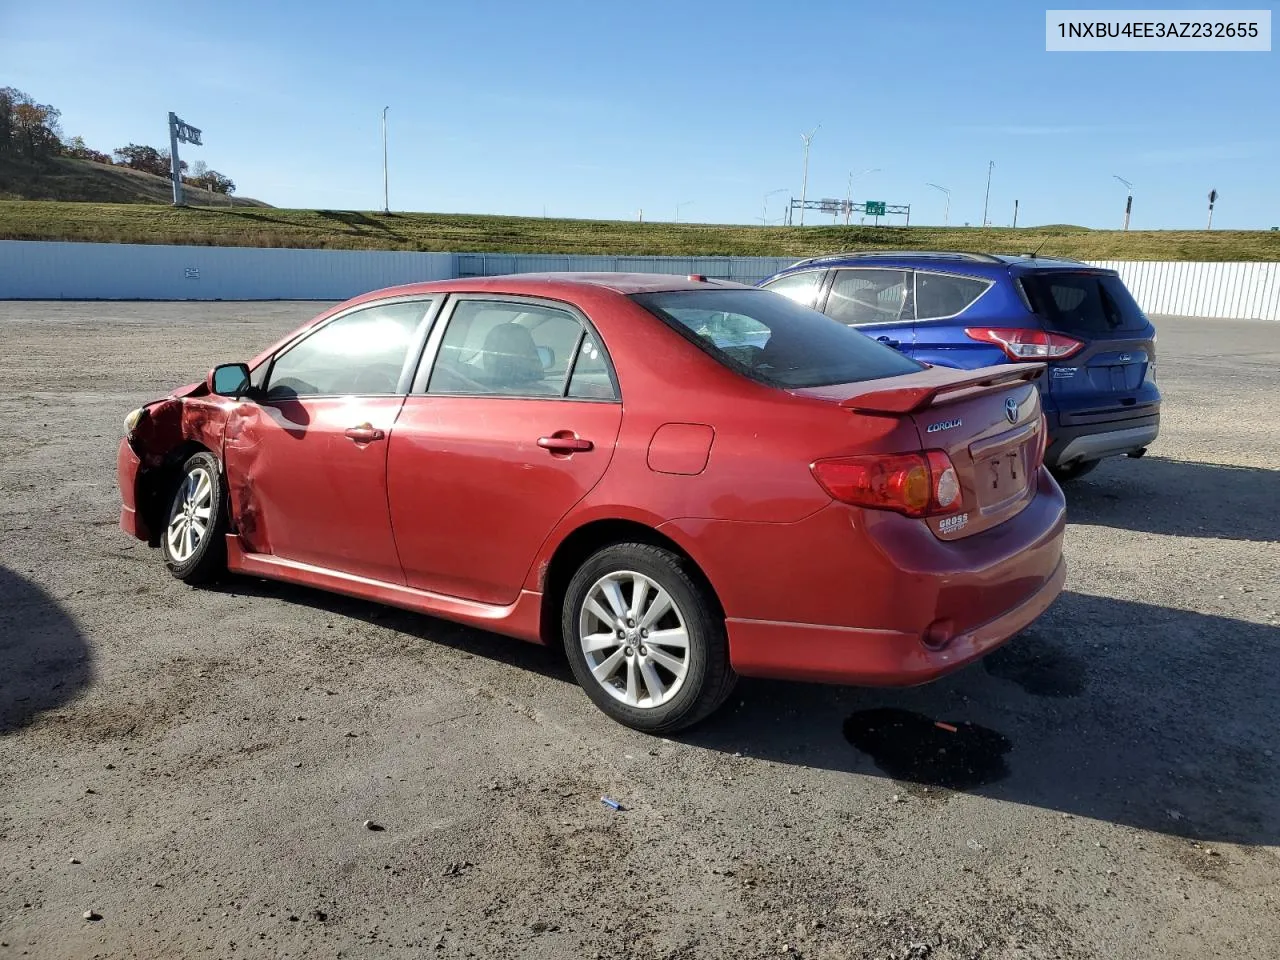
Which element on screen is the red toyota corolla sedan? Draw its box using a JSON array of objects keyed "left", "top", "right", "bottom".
[{"left": 118, "top": 273, "right": 1066, "bottom": 731}]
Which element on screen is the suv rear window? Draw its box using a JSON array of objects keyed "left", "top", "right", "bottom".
[
  {"left": 631, "top": 289, "right": 922, "bottom": 388},
  {"left": 1020, "top": 272, "right": 1148, "bottom": 334}
]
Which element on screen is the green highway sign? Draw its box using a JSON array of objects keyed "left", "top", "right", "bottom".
[{"left": 865, "top": 201, "right": 887, "bottom": 217}]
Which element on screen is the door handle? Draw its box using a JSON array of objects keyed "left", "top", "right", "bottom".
[
  {"left": 538, "top": 434, "right": 593, "bottom": 453},
  {"left": 876, "top": 335, "right": 901, "bottom": 349},
  {"left": 344, "top": 423, "right": 386, "bottom": 443}
]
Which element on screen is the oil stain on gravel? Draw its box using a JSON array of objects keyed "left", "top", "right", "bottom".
[
  {"left": 843, "top": 708, "right": 1012, "bottom": 790},
  {"left": 983, "top": 631, "right": 1087, "bottom": 697}
]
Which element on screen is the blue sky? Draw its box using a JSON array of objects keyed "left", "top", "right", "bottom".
[{"left": 2, "top": 0, "right": 1275, "bottom": 229}]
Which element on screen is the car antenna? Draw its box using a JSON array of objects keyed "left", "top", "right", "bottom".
[{"left": 1025, "top": 236, "right": 1050, "bottom": 259}]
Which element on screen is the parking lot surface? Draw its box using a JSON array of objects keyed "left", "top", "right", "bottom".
[{"left": 2, "top": 301, "right": 1277, "bottom": 960}]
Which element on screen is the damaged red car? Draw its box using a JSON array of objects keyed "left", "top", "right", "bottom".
[{"left": 118, "top": 274, "right": 1066, "bottom": 732}]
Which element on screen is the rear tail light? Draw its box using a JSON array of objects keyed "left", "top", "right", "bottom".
[
  {"left": 811, "top": 451, "right": 964, "bottom": 519},
  {"left": 964, "top": 327, "right": 1084, "bottom": 361}
]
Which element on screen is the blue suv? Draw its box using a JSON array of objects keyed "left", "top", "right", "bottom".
[{"left": 759, "top": 251, "right": 1160, "bottom": 481}]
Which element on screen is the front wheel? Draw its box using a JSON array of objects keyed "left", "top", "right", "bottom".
[
  {"left": 562, "top": 543, "right": 736, "bottom": 733},
  {"left": 161, "top": 451, "right": 228, "bottom": 584}
]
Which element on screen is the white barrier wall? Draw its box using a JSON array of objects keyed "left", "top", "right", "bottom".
[
  {"left": 2, "top": 241, "right": 1278, "bottom": 319},
  {"left": 0, "top": 241, "right": 455, "bottom": 300},
  {"left": 1092, "top": 260, "right": 1280, "bottom": 321}
]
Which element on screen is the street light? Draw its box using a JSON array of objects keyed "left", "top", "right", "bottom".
[
  {"left": 381, "top": 106, "right": 390, "bottom": 215},
  {"left": 675, "top": 200, "right": 695, "bottom": 223},
  {"left": 926, "top": 182, "right": 951, "bottom": 227},
  {"left": 982, "top": 160, "right": 994, "bottom": 227},
  {"left": 798, "top": 124, "right": 819, "bottom": 226},
  {"left": 844, "top": 168, "right": 880, "bottom": 225},
  {"left": 1113, "top": 175, "right": 1133, "bottom": 231},
  {"left": 761, "top": 188, "right": 788, "bottom": 226}
]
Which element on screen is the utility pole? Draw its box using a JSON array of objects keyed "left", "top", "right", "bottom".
[
  {"left": 762, "top": 188, "right": 787, "bottom": 226},
  {"left": 1013, "top": 199, "right": 1019, "bottom": 228},
  {"left": 926, "top": 182, "right": 951, "bottom": 226},
  {"left": 381, "top": 106, "right": 390, "bottom": 214},
  {"left": 1114, "top": 175, "right": 1133, "bottom": 230},
  {"left": 1207, "top": 188, "right": 1218, "bottom": 229},
  {"left": 982, "top": 160, "right": 994, "bottom": 227},
  {"left": 844, "top": 168, "right": 880, "bottom": 225},
  {"left": 675, "top": 200, "right": 694, "bottom": 223},
  {"left": 798, "top": 125, "right": 819, "bottom": 226}
]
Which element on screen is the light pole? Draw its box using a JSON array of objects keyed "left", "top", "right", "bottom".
[
  {"left": 675, "top": 200, "right": 695, "bottom": 223},
  {"left": 381, "top": 106, "right": 390, "bottom": 214},
  {"left": 844, "top": 168, "right": 880, "bottom": 225},
  {"left": 982, "top": 160, "right": 994, "bottom": 227},
  {"left": 1114, "top": 175, "right": 1133, "bottom": 231},
  {"left": 762, "top": 188, "right": 788, "bottom": 226},
  {"left": 926, "top": 182, "right": 951, "bottom": 226},
  {"left": 1207, "top": 188, "right": 1218, "bottom": 229},
  {"left": 798, "top": 124, "right": 819, "bottom": 226}
]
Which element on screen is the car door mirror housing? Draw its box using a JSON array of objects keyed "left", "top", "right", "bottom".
[{"left": 209, "top": 362, "right": 252, "bottom": 397}]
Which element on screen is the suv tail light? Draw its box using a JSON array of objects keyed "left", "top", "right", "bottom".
[
  {"left": 811, "top": 451, "right": 963, "bottom": 519},
  {"left": 965, "top": 327, "right": 1084, "bottom": 361}
]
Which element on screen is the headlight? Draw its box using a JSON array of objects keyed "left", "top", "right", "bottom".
[{"left": 123, "top": 407, "right": 145, "bottom": 436}]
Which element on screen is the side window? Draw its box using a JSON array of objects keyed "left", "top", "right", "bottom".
[
  {"left": 265, "top": 299, "right": 431, "bottom": 399},
  {"left": 427, "top": 300, "right": 586, "bottom": 398},
  {"left": 567, "top": 332, "right": 618, "bottom": 400},
  {"left": 915, "top": 272, "right": 992, "bottom": 320},
  {"left": 761, "top": 270, "right": 824, "bottom": 309},
  {"left": 825, "top": 269, "right": 911, "bottom": 326}
]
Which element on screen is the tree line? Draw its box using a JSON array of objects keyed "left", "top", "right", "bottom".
[{"left": 0, "top": 87, "right": 236, "bottom": 195}]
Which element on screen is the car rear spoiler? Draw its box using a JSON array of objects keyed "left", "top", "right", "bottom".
[{"left": 838, "top": 364, "right": 1046, "bottom": 415}]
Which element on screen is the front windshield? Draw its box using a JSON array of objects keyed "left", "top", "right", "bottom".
[{"left": 631, "top": 288, "right": 922, "bottom": 388}]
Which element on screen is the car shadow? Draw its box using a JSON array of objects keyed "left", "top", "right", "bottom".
[
  {"left": 682, "top": 591, "right": 1280, "bottom": 846},
  {"left": 0, "top": 567, "right": 94, "bottom": 733},
  {"left": 210, "top": 577, "right": 573, "bottom": 684},
  {"left": 1066, "top": 456, "right": 1280, "bottom": 543}
]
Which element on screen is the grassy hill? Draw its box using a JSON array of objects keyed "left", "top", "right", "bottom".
[
  {"left": 0, "top": 156, "right": 267, "bottom": 207},
  {"left": 0, "top": 199, "right": 1277, "bottom": 260}
]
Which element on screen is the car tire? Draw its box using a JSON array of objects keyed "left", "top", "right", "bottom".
[
  {"left": 562, "top": 543, "right": 737, "bottom": 733},
  {"left": 1049, "top": 459, "right": 1100, "bottom": 483},
  {"left": 161, "top": 451, "right": 228, "bottom": 584}
]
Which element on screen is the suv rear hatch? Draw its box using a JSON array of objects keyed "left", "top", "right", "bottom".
[
  {"left": 1018, "top": 270, "right": 1157, "bottom": 424},
  {"left": 796, "top": 364, "right": 1047, "bottom": 541}
]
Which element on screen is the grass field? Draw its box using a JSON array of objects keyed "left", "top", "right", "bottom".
[
  {"left": 2, "top": 200, "right": 1278, "bottom": 260},
  {"left": 0, "top": 157, "right": 267, "bottom": 207}
]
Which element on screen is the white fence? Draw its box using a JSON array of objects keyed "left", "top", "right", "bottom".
[
  {"left": 1, "top": 240, "right": 1277, "bottom": 319},
  {"left": 1093, "top": 260, "right": 1280, "bottom": 321}
]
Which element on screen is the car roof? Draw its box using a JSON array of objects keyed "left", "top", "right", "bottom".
[
  {"left": 359, "top": 272, "right": 754, "bottom": 302},
  {"left": 776, "top": 250, "right": 1111, "bottom": 277}
]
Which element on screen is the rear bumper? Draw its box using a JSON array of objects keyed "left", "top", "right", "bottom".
[
  {"left": 117, "top": 438, "right": 150, "bottom": 541},
  {"left": 1044, "top": 414, "right": 1159, "bottom": 468},
  {"left": 727, "top": 557, "right": 1066, "bottom": 685},
  {"left": 661, "top": 467, "right": 1067, "bottom": 687}
]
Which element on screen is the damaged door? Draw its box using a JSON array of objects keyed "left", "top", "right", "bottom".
[{"left": 223, "top": 298, "right": 436, "bottom": 584}]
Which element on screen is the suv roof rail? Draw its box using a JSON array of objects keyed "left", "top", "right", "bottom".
[
  {"left": 787, "top": 250, "right": 1007, "bottom": 269},
  {"left": 1011, "top": 251, "right": 1087, "bottom": 264}
]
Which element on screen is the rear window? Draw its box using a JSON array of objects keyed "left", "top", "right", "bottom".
[
  {"left": 631, "top": 289, "right": 922, "bottom": 389},
  {"left": 1020, "top": 272, "right": 1148, "bottom": 334}
]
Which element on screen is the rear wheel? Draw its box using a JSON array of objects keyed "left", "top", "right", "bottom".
[
  {"left": 161, "top": 452, "right": 228, "bottom": 584},
  {"left": 1049, "top": 459, "right": 1100, "bottom": 483},
  {"left": 562, "top": 543, "right": 736, "bottom": 733}
]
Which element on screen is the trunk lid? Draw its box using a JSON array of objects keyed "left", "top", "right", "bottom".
[{"left": 793, "top": 364, "right": 1048, "bottom": 540}]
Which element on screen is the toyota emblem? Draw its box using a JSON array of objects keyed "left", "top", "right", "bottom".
[{"left": 1005, "top": 397, "right": 1019, "bottom": 424}]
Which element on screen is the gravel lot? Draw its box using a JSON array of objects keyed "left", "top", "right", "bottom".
[{"left": 1, "top": 301, "right": 1277, "bottom": 960}]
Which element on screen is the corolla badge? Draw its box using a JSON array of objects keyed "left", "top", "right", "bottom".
[
  {"left": 927, "top": 417, "right": 963, "bottom": 433},
  {"left": 1005, "top": 396, "right": 1020, "bottom": 423}
]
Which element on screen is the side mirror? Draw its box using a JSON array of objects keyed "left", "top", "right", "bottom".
[{"left": 209, "top": 362, "right": 251, "bottom": 398}]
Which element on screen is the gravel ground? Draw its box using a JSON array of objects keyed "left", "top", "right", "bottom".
[{"left": 1, "top": 301, "right": 1277, "bottom": 960}]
